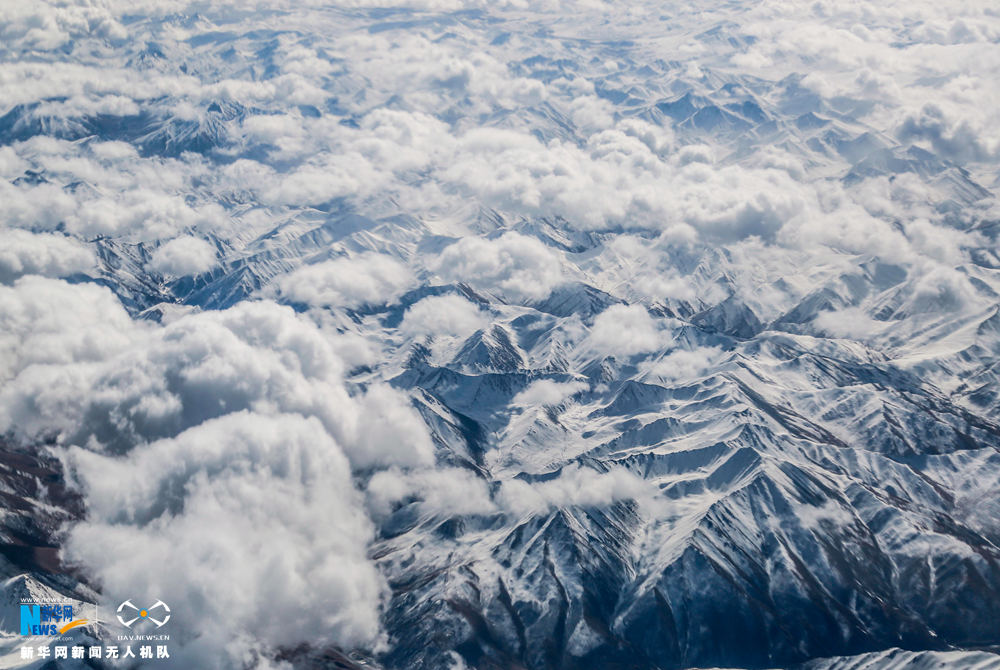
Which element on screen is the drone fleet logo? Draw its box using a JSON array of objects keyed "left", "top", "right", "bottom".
[{"left": 117, "top": 600, "right": 171, "bottom": 629}]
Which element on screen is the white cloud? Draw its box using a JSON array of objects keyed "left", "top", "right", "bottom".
[
  {"left": 588, "top": 304, "right": 668, "bottom": 358},
  {"left": 0, "top": 181, "right": 78, "bottom": 231},
  {"left": 275, "top": 253, "right": 414, "bottom": 309},
  {"left": 70, "top": 191, "right": 228, "bottom": 240},
  {"left": 0, "top": 229, "right": 95, "bottom": 284},
  {"left": 813, "top": 307, "right": 885, "bottom": 341},
  {"left": 264, "top": 165, "right": 364, "bottom": 207},
  {"left": 349, "top": 385, "right": 435, "bottom": 470},
  {"left": 907, "top": 264, "right": 981, "bottom": 314},
  {"left": 498, "top": 464, "right": 648, "bottom": 516},
  {"left": 0, "top": 281, "right": 435, "bottom": 474},
  {"left": 639, "top": 346, "right": 724, "bottom": 383},
  {"left": 366, "top": 466, "right": 495, "bottom": 519},
  {"left": 399, "top": 294, "right": 489, "bottom": 339},
  {"left": 147, "top": 236, "right": 218, "bottom": 276},
  {"left": 0, "top": 278, "right": 442, "bottom": 664},
  {"left": 898, "top": 102, "right": 1000, "bottom": 163},
  {"left": 0, "top": 3, "right": 126, "bottom": 52},
  {"left": 62, "top": 412, "right": 385, "bottom": 666},
  {"left": 0, "top": 146, "right": 27, "bottom": 178},
  {"left": 512, "top": 379, "right": 587, "bottom": 407},
  {"left": 0, "top": 277, "right": 138, "bottom": 384},
  {"left": 433, "top": 232, "right": 563, "bottom": 302},
  {"left": 88, "top": 140, "right": 138, "bottom": 161},
  {"left": 328, "top": 332, "right": 380, "bottom": 371},
  {"left": 601, "top": 235, "right": 699, "bottom": 303}
]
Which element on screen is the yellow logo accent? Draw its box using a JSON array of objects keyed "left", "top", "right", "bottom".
[{"left": 57, "top": 619, "right": 88, "bottom": 634}]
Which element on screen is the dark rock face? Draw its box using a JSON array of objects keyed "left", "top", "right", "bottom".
[
  {"left": 374, "top": 346, "right": 1000, "bottom": 669},
  {"left": 0, "top": 442, "right": 85, "bottom": 590}
]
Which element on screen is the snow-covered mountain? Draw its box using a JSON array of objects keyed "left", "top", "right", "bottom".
[{"left": 1, "top": 1, "right": 999, "bottom": 669}]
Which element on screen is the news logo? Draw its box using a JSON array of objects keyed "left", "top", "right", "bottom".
[{"left": 20, "top": 604, "right": 88, "bottom": 636}]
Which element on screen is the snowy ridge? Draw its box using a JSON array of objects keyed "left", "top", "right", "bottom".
[{"left": 1, "top": 1, "right": 999, "bottom": 669}]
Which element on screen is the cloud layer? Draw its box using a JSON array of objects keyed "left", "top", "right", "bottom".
[{"left": 2, "top": 0, "right": 999, "bottom": 667}]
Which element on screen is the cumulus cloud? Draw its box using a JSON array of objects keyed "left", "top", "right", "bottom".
[
  {"left": 497, "top": 464, "right": 648, "bottom": 517},
  {"left": 0, "top": 229, "right": 95, "bottom": 284},
  {"left": 588, "top": 304, "right": 669, "bottom": 358},
  {"left": 512, "top": 379, "right": 587, "bottom": 407},
  {"left": 275, "top": 253, "right": 414, "bottom": 309},
  {"left": 433, "top": 232, "right": 563, "bottom": 302},
  {"left": 62, "top": 412, "right": 385, "bottom": 666},
  {"left": 0, "top": 147, "right": 27, "bottom": 178},
  {"left": 813, "top": 307, "right": 885, "bottom": 341},
  {"left": 399, "top": 294, "right": 490, "bottom": 339},
  {"left": 0, "top": 280, "right": 435, "bottom": 472},
  {"left": 0, "top": 3, "right": 126, "bottom": 52},
  {"left": 147, "top": 236, "right": 218, "bottom": 276},
  {"left": 639, "top": 346, "right": 724, "bottom": 383},
  {"left": 898, "top": 102, "right": 999, "bottom": 163},
  {"left": 349, "top": 386, "right": 435, "bottom": 470},
  {"left": 0, "top": 277, "right": 441, "bottom": 664},
  {"left": 0, "top": 181, "right": 78, "bottom": 231},
  {"left": 440, "top": 123, "right": 668, "bottom": 230},
  {"left": 366, "top": 466, "right": 495, "bottom": 519},
  {"left": 0, "top": 277, "right": 138, "bottom": 383},
  {"left": 71, "top": 191, "right": 228, "bottom": 241}
]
